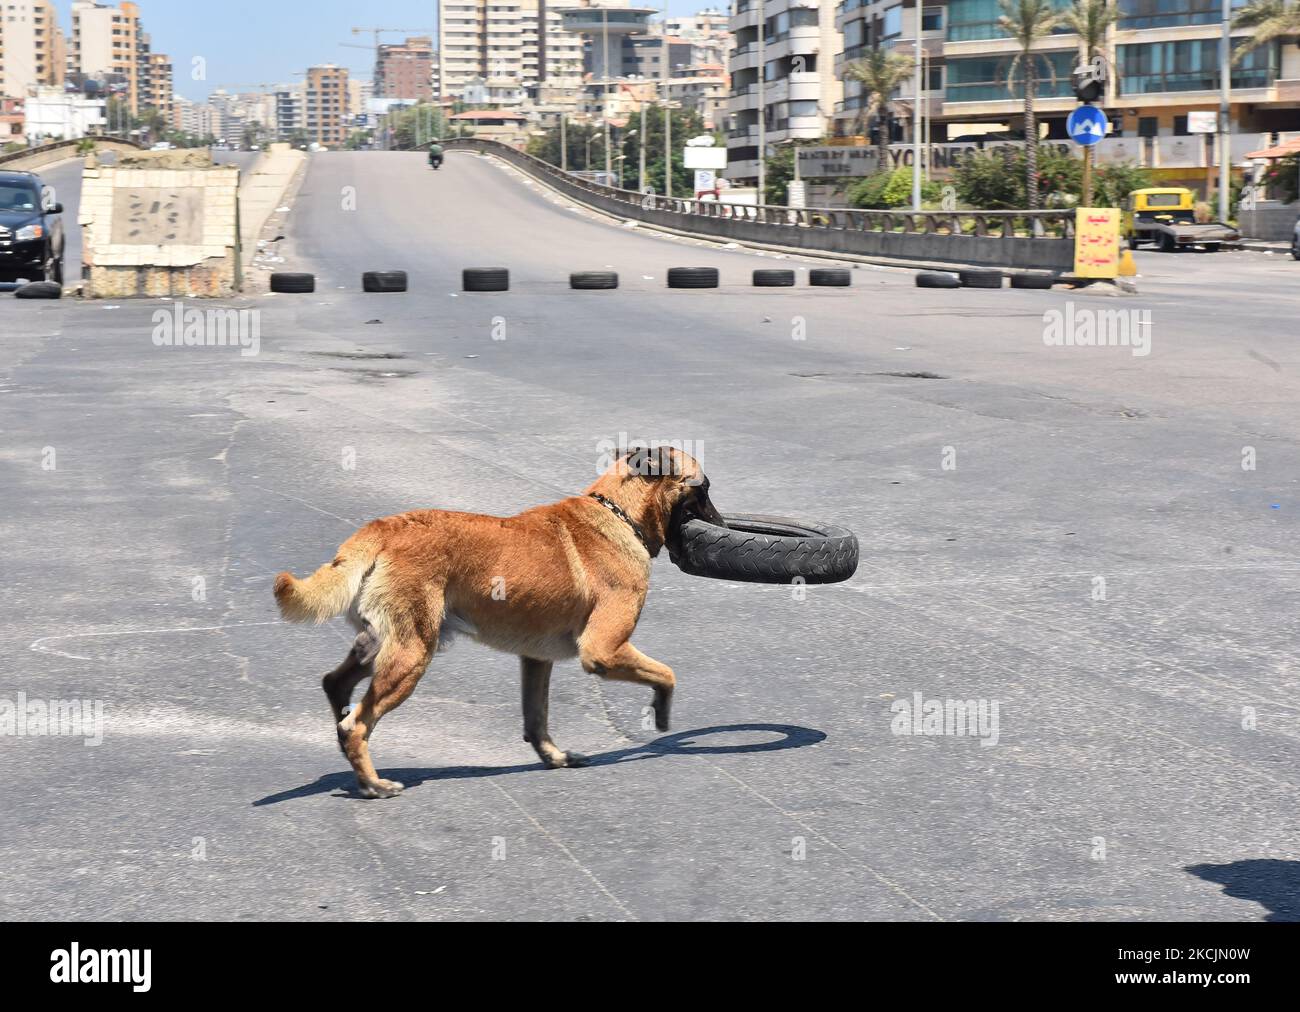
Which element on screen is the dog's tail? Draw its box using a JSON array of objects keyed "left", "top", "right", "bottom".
[{"left": 273, "top": 532, "right": 381, "bottom": 624}]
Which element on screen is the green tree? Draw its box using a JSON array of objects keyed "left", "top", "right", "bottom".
[
  {"left": 998, "top": 0, "right": 1066, "bottom": 208},
  {"left": 1231, "top": 0, "right": 1300, "bottom": 63},
  {"left": 840, "top": 47, "right": 916, "bottom": 173}
]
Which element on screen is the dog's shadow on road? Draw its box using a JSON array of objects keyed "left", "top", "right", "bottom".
[
  {"left": 1186, "top": 859, "right": 1300, "bottom": 922},
  {"left": 253, "top": 723, "right": 826, "bottom": 807}
]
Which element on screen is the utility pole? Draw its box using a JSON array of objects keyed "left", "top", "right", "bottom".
[
  {"left": 561, "top": 113, "right": 568, "bottom": 171},
  {"left": 1218, "top": 0, "right": 1232, "bottom": 219},
  {"left": 912, "top": 0, "right": 922, "bottom": 211},
  {"left": 756, "top": 0, "right": 765, "bottom": 201},
  {"left": 639, "top": 96, "right": 647, "bottom": 189}
]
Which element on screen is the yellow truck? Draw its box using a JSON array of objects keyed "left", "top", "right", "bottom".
[{"left": 1122, "top": 187, "right": 1240, "bottom": 252}]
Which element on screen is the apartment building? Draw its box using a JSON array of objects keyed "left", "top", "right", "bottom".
[
  {"left": 305, "top": 64, "right": 349, "bottom": 147},
  {"left": 274, "top": 83, "right": 304, "bottom": 140},
  {"left": 70, "top": 0, "right": 146, "bottom": 110},
  {"left": 440, "top": 0, "right": 585, "bottom": 102},
  {"left": 727, "top": 0, "right": 842, "bottom": 184},
  {"left": 375, "top": 35, "right": 435, "bottom": 102},
  {"left": 139, "top": 46, "right": 171, "bottom": 123},
  {"left": 831, "top": 0, "right": 1300, "bottom": 192},
  {"left": 0, "top": 0, "right": 65, "bottom": 99}
]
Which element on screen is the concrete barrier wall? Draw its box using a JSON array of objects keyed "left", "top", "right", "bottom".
[
  {"left": 79, "top": 151, "right": 241, "bottom": 297},
  {"left": 1239, "top": 201, "right": 1299, "bottom": 243},
  {"left": 0, "top": 138, "right": 145, "bottom": 172},
  {"left": 446, "top": 138, "right": 1077, "bottom": 272}
]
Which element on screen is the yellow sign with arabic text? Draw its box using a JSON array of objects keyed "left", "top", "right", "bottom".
[{"left": 1074, "top": 207, "right": 1120, "bottom": 278}]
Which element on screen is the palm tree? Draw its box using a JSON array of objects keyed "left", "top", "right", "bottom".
[
  {"left": 998, "top": 0, "right": 1066, "bottom": 208},
  {"left": 1062, "top": 0, "right": 1120, "bottom": 205},
  {"left": 840, "top": 47, "right": 916, "bottom": 176},
  {"left": 1231, "top": 0, "right": 1300, "bottom": 64}
]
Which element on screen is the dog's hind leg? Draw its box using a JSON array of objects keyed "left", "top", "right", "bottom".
[
  {"left": 322, "top": 623, "right": 380, "bottom": 725},
  {"left": 521, "top": 657, "right": 584, "bottom": 769},
  {"left": 338, "top": 634, "right": 434, "bottom": 799}
]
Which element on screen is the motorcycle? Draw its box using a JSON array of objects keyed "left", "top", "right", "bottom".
[{"left": 428, "top": 154, "right": 443, "bottom": 171}]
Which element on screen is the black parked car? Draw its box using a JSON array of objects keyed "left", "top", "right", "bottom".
[{"left": 0, "top": 170, "right": 65, "bottom": 285}]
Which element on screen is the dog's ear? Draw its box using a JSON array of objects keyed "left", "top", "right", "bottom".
[{"left": 624, "top": 445, "right": 678, "bottom": 480}]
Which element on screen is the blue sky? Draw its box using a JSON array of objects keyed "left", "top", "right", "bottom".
[{"left": 51, "top": 1, "right": 707, "bottom": 102}]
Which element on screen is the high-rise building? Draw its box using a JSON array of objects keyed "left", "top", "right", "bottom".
[
  {"left": 71, "top": 1, "right": 145, "bottom": 111},
  {"left": 440, "top": 0, "right": 585, "bottom": 102},
  {"left": 140, "top": 49, "right": 173, "bottom": 124},
  {"left": 305, "top": 64, "right": 349, "bottom": 147},
  {"left": 0, "top": 0, "right": 65, "bottom": 98},
  {"left": 727, "top": 0, "right": 842, "bottom": 185},
  {"left": 274, "top": 83, "right": 305, "bottom": 140},
  {"left": 375, "top": 36, "right": 434, "bottom": 102}
]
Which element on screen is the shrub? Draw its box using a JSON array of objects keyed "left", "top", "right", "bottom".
[{"left": 848, "top": 167, "right": 941, "bottom": 209}]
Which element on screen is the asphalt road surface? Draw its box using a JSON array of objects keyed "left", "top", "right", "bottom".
[{"left": 3, "top": 150, "right": 1300, "bottom": 921}]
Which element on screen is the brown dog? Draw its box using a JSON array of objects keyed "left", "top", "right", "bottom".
[{"left": 273, "top": 447, "right": 723, "bottom": 798}]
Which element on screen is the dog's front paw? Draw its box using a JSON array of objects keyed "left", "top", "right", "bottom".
[
  {"left": 358, "top": 778, "right": 405, "bottom": 799},
  {"left": 544, "top": 750, "right": 586, "bottom": 770}
]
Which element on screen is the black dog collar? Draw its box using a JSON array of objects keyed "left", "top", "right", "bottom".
[{"left": 589, "top": 493, "right": 650, "bottom": 554}]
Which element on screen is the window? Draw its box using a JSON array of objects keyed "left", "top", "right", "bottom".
[
  {"left": 1119, "top": 39, "right": 1274, "bottom": 94},
  {"left": 1138, "top": 116, "right": 1158, "bottom": 137},
  {"left": 882, "top": 5, "right": 902, "bottom": 37},
  {"left": 945, "top": 52, "right": 1075, "bottom": 102},
  {"left": 922, "top": 6, "right": 943, "bottom": 31}
]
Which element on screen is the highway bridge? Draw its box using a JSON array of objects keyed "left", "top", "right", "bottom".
[{"left": 4, "top": 149, "right": 1300, "bottom": 921}]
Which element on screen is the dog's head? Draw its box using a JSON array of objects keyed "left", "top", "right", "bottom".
[{"left": 592, "top": 446, "right": 724, "bottom": 557}]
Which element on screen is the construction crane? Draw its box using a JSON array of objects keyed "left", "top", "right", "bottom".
[{"left": 350, "top": 26, "right": 435, "bottom": 51}]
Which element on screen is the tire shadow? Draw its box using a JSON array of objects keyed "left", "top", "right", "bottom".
[{"left": 252, "top": 722, "right": 827, "bottom": 806}]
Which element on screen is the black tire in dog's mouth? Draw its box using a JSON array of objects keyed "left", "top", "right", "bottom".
[{"left": 669, "top": 513, "right": 859, "bottom": 585}]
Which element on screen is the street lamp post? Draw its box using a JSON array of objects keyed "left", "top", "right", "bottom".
[
  {"left": 603, "top": 9, "right": 613, "bottom": 181},
  {"left": 912, "top": 0, "right": 922, "bottom": 211},
  {"left": 663, "top": 2, "right": 672, "bottom": 197},
  {"left": 757, "top": 0, "right": 766, "bottom": 202},
  {"left": 639, "top": 99, "right": 647, "bottom": 189},
  {"left": 1218, "top": 0, "right": 1231, "bottom": 219}
]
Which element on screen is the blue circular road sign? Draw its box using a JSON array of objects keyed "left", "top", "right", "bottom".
[{"left": 1067, "top": 105, "right": 1109, "bottom": 147}]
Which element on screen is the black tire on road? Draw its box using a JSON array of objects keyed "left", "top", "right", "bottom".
[
  {"left": 1201, "top": 243, "right": 1221, "bottom": 253},
  {"left": 270, "top": 272, "right": 315, "bottom": 293},
  {"left": 667, "top": 267, "right": 719, "bottom": 289},
  {"left": 570, "top": 271, "right": 619, "bottom": 290},
  {"left": 1292, "top": 240, "right": 1300, "bottom": 262},
  {"left": 752, "top": 269, "right": 795, "bottom": 287},
  {"left": 14, "top": 280, "right": 62, "bottom": 299},
  {"left": 916, "top": 271, "right": 960, "bottom": 289},
  {"left": 959, "top": 268, "right": 1003, "bottom": 289},
  {"left": 464, "top": 267, "right": 509, "bottom": 292},
  {"left": 809, "top": 267, "right": 851, "bottom": 287},
  {"left": 1010, "top": 273, "right": 1055, "bottom": 290},
  {"left": 670, "top": 513, "right": 859, "bottom": 585},
  {"left": 363, "top": 270, "right": 408, "bottom": 292}
]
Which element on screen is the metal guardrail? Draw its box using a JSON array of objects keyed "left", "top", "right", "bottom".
[{"left": 444, "top": 137, "right": 1078, "bottom": 253}]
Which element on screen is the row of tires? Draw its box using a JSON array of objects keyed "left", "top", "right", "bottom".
[
  {"left": 269, "top": 266, "right": 1059, "bottom": 295},
  {"left": 268, "top": 266, "right": 859, "bottom": 294},
  {"left": 916, "top": 268, "right": 1055, "bottom": 290}
]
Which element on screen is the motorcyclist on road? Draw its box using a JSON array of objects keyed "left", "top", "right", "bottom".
[{"left": 428, "top": 139, "right": 444, "bottom": 170}]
